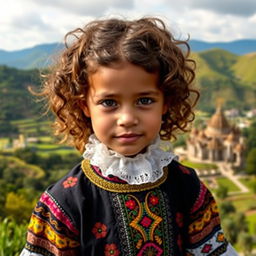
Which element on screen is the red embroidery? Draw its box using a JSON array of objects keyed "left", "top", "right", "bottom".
[
  {"left": 104, "top": 243, "right": 120, "bottom": 256},
  {"left": 40, "top": 192, "right": 79, "bottom": 235},
  {"left": 140, "top": 216, "right": 153, "bottom": 228},
  {"left": 201, "top": 244, "right": 212, "bottom": 253},
  {"left": 62, "top": 177, "right": 78, "bottom": 188},
  {"left": 125, "top": 199, "right": 136, "bottom": 210},
  {"left": 179, "top": 165, "right": 191, "bottom": 175},
  {"left": 137, "top": 242, "right": 163, "bottom": 256},
  {"left": 149, "top": 195, "right": 159, "bottom": 205},
  {"left": 92, "top": 222, "right": 107, "bottom": 239}
]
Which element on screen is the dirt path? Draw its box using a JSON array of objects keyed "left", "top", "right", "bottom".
[{"left": 217, "top": 163, "right": 249, "bottom": 193}]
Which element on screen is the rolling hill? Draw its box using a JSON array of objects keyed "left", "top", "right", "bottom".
[
  {"left": 193, "top": 49, "right": 256, "bottom": 111},
  {"left": 0, "top": 49, "right": 255, "bottom": 122},
  {"left": 0, "top": 43, "right": 64, "bottom": 70},
  {"left": 0, "top": 39, "right": 256, "bottom": 70}
]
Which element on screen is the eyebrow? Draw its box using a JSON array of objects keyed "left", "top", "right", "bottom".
[{"left": 93, "top": 90, "right": 161, "bottom": 99}]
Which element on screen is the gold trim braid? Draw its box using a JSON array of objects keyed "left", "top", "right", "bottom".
[{"left": 81, "top": 159, "right": 168, "bottom": 193}]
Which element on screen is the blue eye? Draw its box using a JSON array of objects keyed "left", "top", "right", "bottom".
[
  {"left": 100, "top": 99, "right": 117, "bottom": 107},
  {"left": 137, "top": 97, "right": 154, "bottom": 105}
]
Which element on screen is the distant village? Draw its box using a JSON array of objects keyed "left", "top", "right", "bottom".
[{"left": 2, "top": 107, "right": 256, "bottom": 172}]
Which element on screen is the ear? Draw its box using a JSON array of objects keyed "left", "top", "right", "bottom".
[
  {"left": 83, "top": 106, "right": 91, "bottom": 117},
  {"left": 78, "top": 100, "right": 91, "bottom": 117}
]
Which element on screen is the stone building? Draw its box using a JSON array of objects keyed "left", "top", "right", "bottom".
[{"left": 186, "top": 106, "right": 245, "bottom": 167}]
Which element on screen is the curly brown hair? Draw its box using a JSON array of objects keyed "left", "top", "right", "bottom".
[{"left": 40, "top": 17, "right": 199, "bottom": 153}]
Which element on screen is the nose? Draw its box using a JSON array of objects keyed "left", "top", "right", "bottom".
[{"left": 116, "top": 107, "right": 138, "bottom": 127}]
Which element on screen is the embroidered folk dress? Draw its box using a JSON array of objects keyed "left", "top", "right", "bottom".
[{"left": 20, "top": 159, "right": 238, "bottom": 256}]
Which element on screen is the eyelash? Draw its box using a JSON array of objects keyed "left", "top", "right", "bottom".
[
  {"left": 99, "top": 97, "right": 155, "bottom": 108},
  {"left": 100, "top": 99, "right": 117, "bottom": 107},
  {"left": 137, "top": 97, "right": 154, "bottom": 105}
]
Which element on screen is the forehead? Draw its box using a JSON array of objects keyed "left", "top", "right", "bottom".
[{"left": 88, "top": 62, "right": 160, "bottom": 94}]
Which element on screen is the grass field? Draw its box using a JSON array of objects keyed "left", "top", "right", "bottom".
[
  {"left": 239, "top": 177, "right": 256, "bottom": 193},
  {"left": 181, "top": 160, "right": 218, "bottom": 170},
  {"left": 216, "top": 177, "right": 240, "bottom": 192},
  {"left": 247, "top": 213, "right": 256, "bottom": 235},
  {"left": 2, "top": 118, "right": 78, "bottom": 157}
]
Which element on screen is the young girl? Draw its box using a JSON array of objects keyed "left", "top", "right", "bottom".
[{"left": 21, "top": 17, "right": 238, "bottom": 256}]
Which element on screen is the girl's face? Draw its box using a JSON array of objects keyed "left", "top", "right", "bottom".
[{"left": 83, "top": 62, "right": 166, "bottom": 156}]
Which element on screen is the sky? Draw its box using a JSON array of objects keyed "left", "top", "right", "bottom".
[{"left": 1, "top": 0, "right": 256, "bottom": 51}]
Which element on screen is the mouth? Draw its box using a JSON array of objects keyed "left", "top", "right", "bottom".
[{"left": 115, "top": 133, "right": 142, "bottom": 143}]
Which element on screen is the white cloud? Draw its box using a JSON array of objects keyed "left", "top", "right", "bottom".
[
  {"left": 163, "top": 0, "right": 256, "bottom": 16},
  {"left": 1, "top": 0, "right": 256, "bottom": 51},
  {"left": 23, "top": 0, "right": 134, "bottom": 16}
]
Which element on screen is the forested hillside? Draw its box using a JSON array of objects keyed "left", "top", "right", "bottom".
[
  {"left": 0, "top": 49, "right": 255, "bottom": 122},
  {"left": 192, "top": 49, "right": 256, "bottom": 112},
  {"left": 0, "top": 66, "right": 42, "bottom": 120},
  {"left": 0, "top": 48, "right": 256, "bottom": 255}
]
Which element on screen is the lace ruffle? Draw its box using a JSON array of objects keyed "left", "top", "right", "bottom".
[{"left": 82, "top": 134, "right": 178, "bottom": 185}]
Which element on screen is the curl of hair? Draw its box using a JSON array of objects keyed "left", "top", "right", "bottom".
[{"left": 39, "top": 17, "right": 199, "bottom": 152}]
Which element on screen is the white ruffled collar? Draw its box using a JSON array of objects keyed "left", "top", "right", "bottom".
[{"left": 82, "top": 134, "right": 178, "bottom": 185}]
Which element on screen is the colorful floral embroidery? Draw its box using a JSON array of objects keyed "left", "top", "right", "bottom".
[
  {"left": 137, "top": 242, "right": 163, "bottom": 256},
  {"left": 186, "top": 184, "right": 229, "bottom": 255},
  {"left": 40, "top": 192, "right": 79, "bottom": 235},
  {"left": 28, "top": 212, "right": 79, "bottom": 249},
  {"left": 92, "top": 222, "right": 108, "bottom": 239},
  {"left": 188, "top": 195, "right": 220, "bottom": 239},
  {"left": 125, "top": 199, "right": 136, "bottom": 210},
  {"left": 63, "top": 177, "right": 78, "bottom": 188},
  {"left": 149, "top": 195, "right": 159, "bottom": 205},
  {"left": 25, "top": 193, "right": 80, "bottom": 256},
  {"left": 140, "top": 216, "right": 153, "bottom": 228},
  {"left": 104, "top": 243, "right": 120, "bottom": 256},
  {"left": 111, "top": 189, "right": 174, "bottom": 255}
]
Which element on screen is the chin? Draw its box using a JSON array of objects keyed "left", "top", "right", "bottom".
[{"left": 118, "top": 147, "right": 147, "bottom": 157}]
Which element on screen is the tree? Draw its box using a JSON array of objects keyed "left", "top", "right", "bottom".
[
  {"left": 243, "top": 120, "right": 256, "bottom": 154},
  {"left": 238, "top": 232, "right": 254, "bottom": 256},
  {"left": 221, "top": 212, "right": 248, "bottom": 245},
  {"left": 222, "top": 218, "right": 238, "bottom": 244},
  {"left": 251, "top": 179, "right": 256, "bottom": 196},
  {"left": 4, "top": 192, "right": 35, "bottom": 223},
  {"left": 14, "top": 148, "right": 40, "bottom": 166},
  {"left": 245, "top": 148, "right": 256, "bottom": 175},
  {"left": 216, "top": 184, "right": 228, "bottom": 200},
  {"left": 219, "top": 201, "right": 236, "bottom": 217}
]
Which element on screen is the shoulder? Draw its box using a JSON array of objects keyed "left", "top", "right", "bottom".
[
  {"left": 166, "top": 160, "right": 202, "bottom": 210},
  {"left": 24, "top": 164, "right": 83, "bottom": 255},
  {"left": 167, "top": 160, "right": 201, "bottom": 189},
  {"left": 48, "top": 162, "right": 84, "bottom": 196},
  {"left": 41, "top": 162, "right": 89, "bottom": 226}
]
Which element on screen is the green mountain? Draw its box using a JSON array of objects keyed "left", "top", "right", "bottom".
[
  {"left": 232, "top": 53, "right": 256, "bottom": 86},
  {"left": 0, "top": 66, "right": 43, "bottom": 120},
  {"left": 192, "top": 49, "right": 256, "bottom": 112},
  {"left": 0, "top": 43, "right": 63, "bottom": 70},
  {"left": 1, "top": 40, "right": 256, "bottom": 70},
  {"left": 0, "top": 48, "right": 255, "bottom": 125}
]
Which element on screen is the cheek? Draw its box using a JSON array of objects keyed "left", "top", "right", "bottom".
[
  {"left": 91, "top": 116, "right": 111, "bottom": 133},
  {"left": 145, "top": 112, "right": 162, "bottom": 130}
]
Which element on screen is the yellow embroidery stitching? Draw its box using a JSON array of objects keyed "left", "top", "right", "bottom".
[{"left": 81, "top": 159, "right": 168, "bottom": 193}]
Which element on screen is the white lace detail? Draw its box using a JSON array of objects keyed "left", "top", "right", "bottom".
[{"left": 82, "top": 134, "right": 178, "bottom": 185}]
